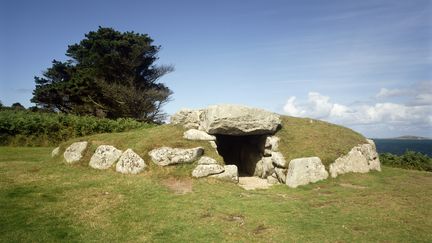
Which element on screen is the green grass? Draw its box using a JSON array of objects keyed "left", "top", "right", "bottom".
[
  {"left": 1, "top": 146, "right": 431, "bottom": 242},
  {"left": 278, "top": 116, "right": 366, "bottom": 166}
]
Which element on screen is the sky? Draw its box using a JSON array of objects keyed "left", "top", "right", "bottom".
[{"left": 0, "top": 0, "right": 431, "bottom": 138}]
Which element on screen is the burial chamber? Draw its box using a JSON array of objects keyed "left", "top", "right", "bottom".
[{"left": 171, "top": 105, "right": 283, "bottom": 176}]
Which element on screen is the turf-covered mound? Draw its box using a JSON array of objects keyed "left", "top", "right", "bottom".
[{"left": 57, "top": 115, "right": 366, "bottom": 171}]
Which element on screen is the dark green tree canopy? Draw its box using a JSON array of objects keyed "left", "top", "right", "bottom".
[{"left": 32, "top": 27, "right": 173, "bottom": 122}]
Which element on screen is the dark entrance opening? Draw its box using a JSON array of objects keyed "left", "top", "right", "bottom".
[{"left": 215, "top": 134, "right": 267, "bottom": 176}]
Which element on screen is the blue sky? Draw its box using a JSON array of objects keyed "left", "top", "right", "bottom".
[{"left": 0, "top": 0, "right": 431, "bottom": 138}]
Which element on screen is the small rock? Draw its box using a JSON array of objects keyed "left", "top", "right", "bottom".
[
  {"left": 265, "top": 136, "right": 280, "bottom": 151},
  {"left": 51, "top": 147, "right": 60, "bottom": 157},
  {"left": 192, "top": 157, "right": 224, "bottom": 178},
  {"left": 254, "top": 157, "right": 274, "bottom": 178},
  {"left": 210, "top": 165, "right": 239, "bottom": 183},
  {"left": 209, "top": 141, "right": 218, "bottom": 149},
  {"left": 170, "top": 109, "right": 203, "bottom": 129},
  {"left": 274, "top": 167, "right": 287, "bottom": 183},
  {"left": 183, "top": 129, "right": 216, "bottom": 141},
  {"left": 63, "top": 141, "right": 88, "bottom": 164},
  {"left": 149, "top": 147, "right": 204, "bottom": 166},
  {"left": 267, "top": 174, "right": 280, "bottom": 184},
  {"left": 264, "top": 149, "right": 272, "bottom": 157},
  {"left": 197, "top": 156, "right": 218, "bottom": 165},
  {"left": 89, "top": 145, "right": 123, "bottom": 170},
  {"left": 286, "top": 157, "right": 329, "bottom": 188},
  {"left": 116, "top": 149, "right": 146, "bottom": 174},
  {"left": 271, "top": 152, "right": 287, "bottom": 168}
]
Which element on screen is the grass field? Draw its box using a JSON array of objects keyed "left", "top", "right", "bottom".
[{"left": 1, "top": 146, "right": 431, "bottom": 242}]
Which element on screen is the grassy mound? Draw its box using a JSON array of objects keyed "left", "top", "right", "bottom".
[{"left": 57, "top": 115, "right": 366, "bottom": 169}]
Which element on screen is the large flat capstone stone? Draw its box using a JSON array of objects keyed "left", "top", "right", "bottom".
[{"left": 200, "top": 105, "right": 281, "bottom": 135}]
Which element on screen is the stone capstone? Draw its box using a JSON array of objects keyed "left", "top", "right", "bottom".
[
  {"left": 285, "top": 157, "right": 329, "bottom": 188},
  {"left": 170, "top": 109, "right": 203, "bottom": 129},
  {"left": 183, "top": 129, "right": 216, "bottom": 141},
  {"left": 192, "top": 157, "right": 224, "bottom": 178},
  {"left": 200, "top": 105, "right": 281, "bottom": 135},
  {"left": 89, "top": 145, "right": 123, "bottom": 170},
  {"left": 329, "top": 141, "right": 381, "bottom": 178},
  {"left": 63, "top": 141, "right": 88, "bottom": 164},
  {"left": 149, "top": 147, "right": 204, "bottom": 166},
  {"left": 51, "top": 147, "right": 60, "bottom": 157},
  {"left": 116, "top": 149, "right": 146, "bottom": 174},
  {"left": 209, "top": 165, "right": 239, "bottom": 183}
]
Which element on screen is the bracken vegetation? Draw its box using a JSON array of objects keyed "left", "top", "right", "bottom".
[
  {"left": 0, "top": 110, "right": 152, "bottom": 146},
  {"left": 380, "top": 151, "right": 432, "bottom": 172}
]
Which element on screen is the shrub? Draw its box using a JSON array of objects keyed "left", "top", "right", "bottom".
[
  {"left": 380, "top": 151, "right": 432, "bottom": 172},
  {"left": 0, "top": 110, "right": 153, "bottom": 146}
]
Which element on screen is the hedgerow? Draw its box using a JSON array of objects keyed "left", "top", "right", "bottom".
[{"left": 0, "top": 110, "right": 153, "bottom": 146}]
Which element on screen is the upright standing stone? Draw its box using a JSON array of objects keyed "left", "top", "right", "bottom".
[
  {"left": 63, "top": 141, "right": 88, "bottom": 164},
  {"left": 286, "top": 157, "right": 329, "bottom": 188},
  {"left": 116, "top": 149, "right": 146, "bottom": 174},
  {"left": 89, "top": 145, "right": 123, "bottom": 170}
]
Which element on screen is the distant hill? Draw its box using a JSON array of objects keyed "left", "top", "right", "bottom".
[{"left": 390, "top": 135, "right": 431, "bottom": 140}]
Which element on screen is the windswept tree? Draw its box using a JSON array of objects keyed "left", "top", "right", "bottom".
[{"left": 32, "top": 27, "right": 173, "bottom": 122}]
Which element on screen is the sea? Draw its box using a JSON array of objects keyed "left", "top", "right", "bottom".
[{"left": 372, "top": 139, "right": 432, "bottom": 156}]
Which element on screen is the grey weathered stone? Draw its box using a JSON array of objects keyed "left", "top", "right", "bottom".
[
  {"left": 267, "top": 174, "right": 280, "bottom": 184},
  {"left": 197, "top": 156, "right": 218, "bottom": 165},
  {"left": 63, "top": 141, "right": 88, "bottom": 164},
  {"left": 209, "top": 141, "right": 218, "bottom": 149},
  {"left": 265, "top": 136, "right": 280, "bottom": 151},
  {"left": 329, "top": 141, "right": 381, "bottom": 178},
  {"left": 51, "top": 147, "right": 60, "bottom": 157},
  {"left": 183, "top": 129, "right": 216, "bottom": 141},
  {"left": 116, "top": 149, "right": 146, "bottom": 174},
  {"left": 89, "top": 145, "right": 123, "bottom": 170},
  {"left": 149, "top": 147, "right": 204, "bottom": 166},
  {"left": 274, "top": 167, "right": 287, "bottom": 183},
  {"left": 271, "top": 152, "right": 287, "bottom": 168},
  {"left": 264, "top": 149, "right": 272, "bottom": 157},
  {"left": 365, "top": 139, "right": 381, "bottom": 172},
  {"left": 254, "top": 157, "right": 275, "bottom": 178},
  {"left": 170, "top": 109, "right": 203, "bottom": 129},
  {"left": 285, "top": 157, "right": 329, "bottom": 188},
  {"left": 200, "top": 105, "right": 281, "bottom": 135},
  {"left": 192, "top": 157, "right": 224, "bottom": 178},
  {"left": 210, "top": 164, "right": 239, "bottom": 183}
]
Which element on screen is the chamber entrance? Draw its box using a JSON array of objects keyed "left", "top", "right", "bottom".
[{"left": 215, "top": 134, "right": 267, "bottom": 176}]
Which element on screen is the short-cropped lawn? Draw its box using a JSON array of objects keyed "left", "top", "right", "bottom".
[{"left": 0, "top": 147, "right": 431, "bottom": 242}]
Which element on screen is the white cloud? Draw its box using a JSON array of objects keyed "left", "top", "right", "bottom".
[
  {"left": 375, "top": 88, "right": 409, "bottom": 98},
  {"left": 283, "top": 91, "right": 432, "bottom": 129}
]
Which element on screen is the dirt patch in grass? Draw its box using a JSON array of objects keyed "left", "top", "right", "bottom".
[
  {"left": 253, "top": 224, "right": 269, "bottom": 235},
  {"left": 223, "top": 214, "right": 245, "bottom": 226},
  {"left": 161, "top": 177, "right": 193, "bottom": 194},
  {"left": 339, "top": 183, "right": 368, "bottom": 189}
]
